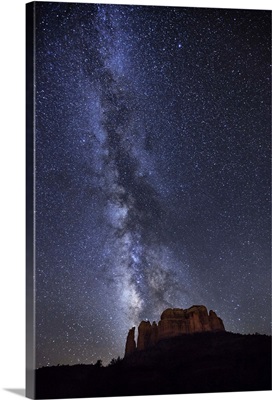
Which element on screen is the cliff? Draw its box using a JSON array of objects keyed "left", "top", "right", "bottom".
[{"left": 125, "top": 305, "right": 225, "bottom": 357}]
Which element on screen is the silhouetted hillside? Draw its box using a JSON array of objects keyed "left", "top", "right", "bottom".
[{"left": 35, "top": 331, "right": 271, "bottom": 398}]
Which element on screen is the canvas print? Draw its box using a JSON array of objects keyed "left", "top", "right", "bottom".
[{"left": 26, "top": 1, "right": 271, "bottom": 398}]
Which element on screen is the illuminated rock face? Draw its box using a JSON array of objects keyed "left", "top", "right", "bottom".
[
  {"left": 158, "top": 305, "right": 225, "bottom": 339},
  {"left": 124, "top": 305, "right": 225, "bottom": 357}
]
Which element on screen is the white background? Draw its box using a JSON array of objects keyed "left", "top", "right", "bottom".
[{"left": 0, "top": 0, "right": 270, "bottom": 399}]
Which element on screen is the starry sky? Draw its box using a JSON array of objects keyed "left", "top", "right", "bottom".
[{"left": 34, "top": 1, "right": 271, "bottom": 367}]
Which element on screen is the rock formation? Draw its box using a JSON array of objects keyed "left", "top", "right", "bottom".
[
  {"left": 158, "top": 305, "right": 222, "bottom": 339},
  {"left": 136, "top": 321, "right": 158, "bottom": 351},
  {"left": 125, "top": 327, "right": 136, "bottom": 356},
  {"left": 209, "top": 309, "right": 225, "bottom": 331},
  {"left": 137, "top": 321, "right": 152, "bottom": 351},
  {"left": 150, "top": 321, "right": 158, "bottom": 345},
  {"left": 124, "top": 305, "right": 225, "bottom": 357}
]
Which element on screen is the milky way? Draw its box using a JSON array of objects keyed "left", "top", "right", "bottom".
[{"left": 34, "top": 2, "right": 271, "bottom": 367}]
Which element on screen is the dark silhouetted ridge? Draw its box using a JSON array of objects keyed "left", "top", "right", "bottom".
[{"left": 35, "top": 331, "right": 271, "bottom": 398}]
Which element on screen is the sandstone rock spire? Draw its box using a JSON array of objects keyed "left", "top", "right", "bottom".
[{"left": 124, "top": 327, "right": 136, "bottom": 357}]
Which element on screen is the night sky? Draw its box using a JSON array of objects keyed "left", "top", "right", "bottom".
[{"left": 34, "top": 1, "right": 271, "bottom": 367}]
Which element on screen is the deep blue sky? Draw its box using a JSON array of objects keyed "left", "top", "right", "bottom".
[{"left": 34, "top": 2, "right": 271, "bottom": 367}]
